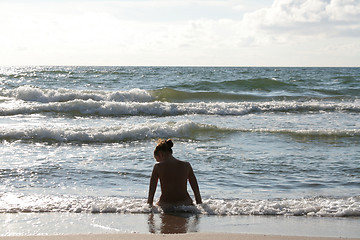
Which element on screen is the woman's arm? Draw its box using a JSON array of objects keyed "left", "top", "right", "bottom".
[
  {"left": 147, "top": 164, "right": 159, "bottom": 205},
  {"left": 188, "top": 163, "right": 202, "bottom": 204}
]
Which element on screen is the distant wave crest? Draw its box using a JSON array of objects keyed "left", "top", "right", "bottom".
[
  {"left": 3, "top": 85, "right": 153, "bottom": 103},
  {"left": 1, "top": 100, "right": 358, "bottom": 116}
]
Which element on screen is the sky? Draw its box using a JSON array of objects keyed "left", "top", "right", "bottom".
[{"left": 0, "top": 0, "right": 359, "bottom": 67}]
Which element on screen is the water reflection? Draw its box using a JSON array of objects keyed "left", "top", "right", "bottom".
[{"left": 148, "top": 212, "right": 200, "bottom": 234}]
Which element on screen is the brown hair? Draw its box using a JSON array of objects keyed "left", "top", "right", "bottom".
[{"left": 154, "top": 139, "right": 173, "bottom": 156}]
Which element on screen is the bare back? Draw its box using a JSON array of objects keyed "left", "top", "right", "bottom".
[
  {"left": 156, "top": 159, "right": 192, "bottom": 204},
  {"left": 147, "top": 157, "right": 202, "bottom": 207}
]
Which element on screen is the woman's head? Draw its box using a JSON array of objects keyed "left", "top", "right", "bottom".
[{"left": 154, "top": 139, "right": 173, "bottom": 157}]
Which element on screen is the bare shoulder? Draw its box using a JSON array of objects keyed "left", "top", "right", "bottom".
[
  {"left": 175, "top": 159, "right": 191, "bottom": 165},
  {"left": 153, "top": 162, "right": 160, "bottom": 170},
  {"left": 178, "top": 160, "right": 192, "bottom": 170},
  {"left": 154, "top": 161, "right": 168, "bottom": 170}
]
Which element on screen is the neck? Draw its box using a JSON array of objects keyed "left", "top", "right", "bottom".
[{"left": 164, "top": 154, "right": 175, "bottom": 162}]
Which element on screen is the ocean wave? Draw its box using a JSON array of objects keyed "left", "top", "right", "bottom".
[
  {"left": 220, "top": 77, "right": 295, "bottom": 91},
  {"left": 179, "top": 77, "right": 296, "bottom": 92},
  {"left": 0, "top": 121, "right": 221, "bottom": 143},
  {"left": 1, "top": 121, "right": 358, "bottom": 144},
  {"left": 151, "top": 88, "right": 264, "bottom": 102},
  {"left": 240, "top": 128, "right": 360, "bottom": 138},
  {"left": 1, "top": 100, "right": 258, "bottom": 116},
  {"left": 2, "top": 86, "right": 153, "bottom": 103},
  {"left": 1, "top": 98, "right": 359, "bottom": 117},
  {"left": 2, "top": 86, "right": 358, "bottom": 107},
  {"left": 1, "top": 193, "right": 359, "bottom": 217}
]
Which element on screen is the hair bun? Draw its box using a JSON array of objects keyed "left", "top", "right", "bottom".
[
  {"left": 154, "top": 139, "right": 174, "bottom": 155},
  {"left": 165, "top": 139, "right": 173, "bottom": 148}
]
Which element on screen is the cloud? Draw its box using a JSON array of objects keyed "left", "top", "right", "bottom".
[
  {"left": 0, "top": 0, "right": 359, "bottom": 66},
  {"left": 243, "top": 0, "right": 360, "bottom": 38},
  {"left": 0, "top": 1, "right": 246, "bottom": 65}
]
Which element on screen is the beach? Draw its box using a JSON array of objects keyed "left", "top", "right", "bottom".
[
  {"left": 1, "top": 233, "right": 360, "bottom": 240},
  {"left": 1, "top": 212, "right": 359, "bottom": 238}
]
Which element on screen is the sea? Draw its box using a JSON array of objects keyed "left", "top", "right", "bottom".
[{"left": 0, "top": 66, "right": 359, "bottom": 237}]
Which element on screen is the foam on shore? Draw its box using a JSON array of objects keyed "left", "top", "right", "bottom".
[{"left": 1, "top": 193, "right": 359, "bottom": 217}]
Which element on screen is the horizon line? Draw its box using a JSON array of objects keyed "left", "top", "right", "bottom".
[{"left": 1, "top": 65, "right": 359, "bottom": 68}]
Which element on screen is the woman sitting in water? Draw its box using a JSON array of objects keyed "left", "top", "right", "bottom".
[{"left": 147, "top": 139, "right": 202, "bottom": 209}]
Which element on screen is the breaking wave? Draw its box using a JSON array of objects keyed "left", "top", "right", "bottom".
[
  {"left": 0, "top": 121, "right": 221, "bottom": 143},
  {"left": 1, "top": 121, "right": 358, "bottom": 144},
  {"left": 1, "top": 90, "right": 359, "bottom": 117},
  {"left": 1, "top": 193, "right": 359, "bottom": 217},
  {"left": 2, "top": 86, "right": 153, "bottom": 103}
]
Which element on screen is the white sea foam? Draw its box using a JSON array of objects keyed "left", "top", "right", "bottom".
[
  {"left": 4, "top": 86, "right": 153, "bottom": 103},
  {"left": 1, "top": 98, "right": 359, "bottom": 117},
  {"left": 200, "top": 197, "right": 360, "bottom": 217},
  {"left": 0, "top": 193, "right": 359, "bottom": 217},
  {"left": 1, "top": 86, "right": 360, "bottom": 117},
  {"left": 0, "top": 100, "right": 254, "bottom": 116},
  {"left": 0, "top": 120, "right": 211, "bottom": 143},
  {"left": 1, "top": 121, "right": 359, "bottom": 143}
]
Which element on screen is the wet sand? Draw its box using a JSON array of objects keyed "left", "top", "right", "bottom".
[{"left": 0, "top": 233, "right": 359, "bottom": 240}]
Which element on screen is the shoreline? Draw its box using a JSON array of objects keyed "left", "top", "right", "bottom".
[
  {"left": 1, "top": 213, "right": 359, "bottom": 238},
  {"left": 1, "top": 233, "right": 360, "bottom": 240}
]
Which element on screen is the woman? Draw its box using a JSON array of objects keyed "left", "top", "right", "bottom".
[{"left": 147, "top": 139, "right": 202, "bottom": 209}]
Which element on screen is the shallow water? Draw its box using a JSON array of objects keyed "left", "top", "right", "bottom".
[{"left": 1, "top": 213, "right": 359, "bottom": 237}]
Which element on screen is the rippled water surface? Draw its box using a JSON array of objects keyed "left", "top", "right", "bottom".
[{"left": 1, "top": 67, "right": 359, "bottom": 221}]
